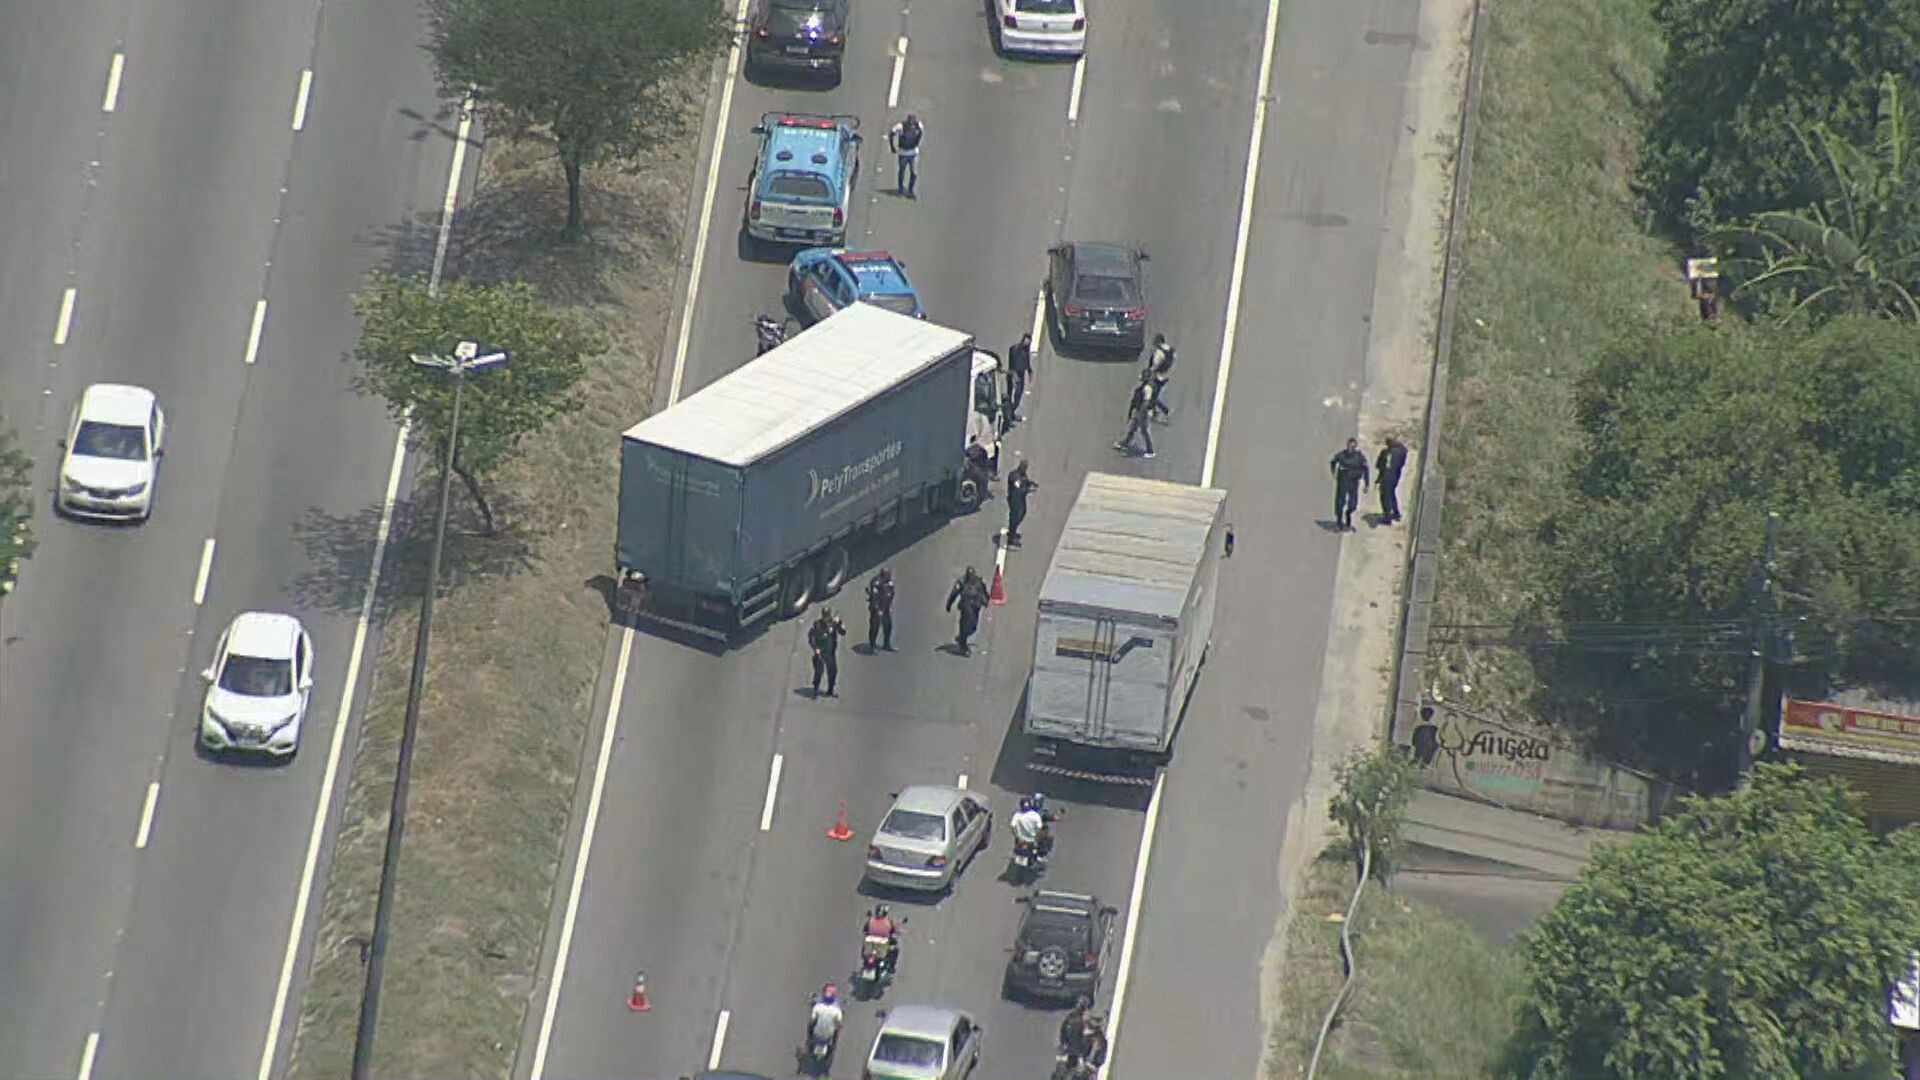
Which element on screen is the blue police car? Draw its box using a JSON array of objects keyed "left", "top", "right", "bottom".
[
  {"left": 744, "top": 112, "right": 861, "bottom": 247},
  {"left": 786, "top": 249, "right": 926, "bottom": 324}
]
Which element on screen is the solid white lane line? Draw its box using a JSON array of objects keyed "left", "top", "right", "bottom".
[
  {"left": 290, "top": 69, "right": 313, "bottom": 131},
  {"left": 134, "top": 782, "right": 159, "bottom": 849},
  {"left": 243, "top": 300, "right": 268, "bottom": 365},
  {"left": 101, "top": 53, "right": 125, "bottom": 112},
  {"left": 529, "top": 627, "right": 636, "bottom": 1080},
  {"left": 255, "top": 85, "right": 476, "bottom": 1080},
  {"left": 957, "top": 773, "right": 969, "bottom": 790},
  {"left": 666, "top": 0, "right": 755, "bottom": 405},
  {"left": 53, "top": 288, "right": 76, "bottom": 345},
  {"left": 708, "top": 1009, "right": 731, "bottom": 1070},
  {"left": 1067, "top": 55, "right": 1086, "bottom": 123},
  {"left": 254, "top": 421, "right": 409, "bottom": 1080},
  {"left": 192, "top": 538, "right": 216, "bottom": 605},
  {"left": 995, "top": 538, "right": 1009, "bottom": 576},
  {"left": 1097, "top": 772, "right": 1165, "bottom": 1080},
  {"left": 76, "top": 1032, "right": 100, "bottom": 1080},
  {"left": 1028, "top": 288, "right": 1045, "bottom": 394},
  {"left": 888, "top": 37, "right": 909, "bottom": 109},
  {"left": 430, "top": 97, "right": 477, "bottom": 290},
  {"left": 1199, "top": 0, "right": 1286, "bottom": 489},
  {"left": 759, "top": 753, "right": 784, "bottom": 832}
]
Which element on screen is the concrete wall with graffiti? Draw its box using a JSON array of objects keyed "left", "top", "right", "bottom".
[{"left": 1398, "top": 705, "right": 1674, "bottom": 830}]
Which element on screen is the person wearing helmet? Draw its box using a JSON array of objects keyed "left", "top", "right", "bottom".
[
  {"left": 864, "top": 904, "right": 896, "bottom": 940},
  {"left": 1059, "top": 996, "right": 1093, "bottom": 1058},
  {"left": 809, "top": 982, "right": 844, "bottom": 1049}
]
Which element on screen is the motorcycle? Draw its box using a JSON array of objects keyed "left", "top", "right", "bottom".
[
  {"left": 801, "top": 1009, "right": 840, "bottom": 1074},
  {"left": 755, "top": 313, "right": 795, "bottom": 356},
  {"left": 855, "top": 933, "right": 895, "bottom": 999},
  {"left": 1051, "top": 1052, "right": 1096, "bottom": 1080},
  {"left": 1009, "top": 835, "right": 1047, "bottom": 882}
]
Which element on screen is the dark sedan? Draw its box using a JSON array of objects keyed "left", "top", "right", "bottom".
[
  {"left": 745, "top": 0, "right": 850, "bottom": 82},
  {"left": 1045, "top": 241, "right": 1150, "bottom": 353}
]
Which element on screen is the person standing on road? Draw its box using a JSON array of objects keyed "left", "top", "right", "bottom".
[
  {"left": 946, "top": 567, "right": 990, "bottom": 655},
  {"left": 888, "top": 113, "right": 924, "bottom": 198},
  {"left": 1375, "top": 435, "right": 1409, "bottom": 524},
  {"left": 1143, "top": 334, "right": 1175, "bottom": 420},
  {"left": 1006, "top": 333, "right": 1033, "bottom": 422},
  {"left": 1330, "top": 438, "right": 1370, "bottom": 531},
  {"left": 1114, "top": 380, "right": 1157, "bottom": 458},
  {"left": 865, "top": 568, "right": 896, "bottom": 651},
  {"left": 808, "top": 608, "right": 846, "bottom": 696},
  {"left": 1004, "top": 459, "right": 1037, "bottom": 547}
]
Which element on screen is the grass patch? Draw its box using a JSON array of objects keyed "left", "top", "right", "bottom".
[
  {"left": 1267, "top": 858, "right": 1524, "bottom": 1080},
  {"left": 1428, "top": 0, "right": 1686, "bottom": 711},
  {"left": 286, "top": 111, "right": 701, "bottom": 1079}
]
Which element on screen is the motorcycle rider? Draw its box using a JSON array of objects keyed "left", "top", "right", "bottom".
[
  {"left": 1059, "top": 996, "right": 1093, "bottom": 1058},
  {"left": 1010, "top": 796, "right": 1047, "bottom": 865},
  {"left": 808, "top": 983, "right": 844, "bottom": 1054},
  {"left": 862, "top": 903, "right": 901, "bottom": 977}
]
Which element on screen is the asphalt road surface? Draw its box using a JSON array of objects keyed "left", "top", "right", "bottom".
[
  {"left": 517, "top": 0, "right": 1428, "bottom": 1078},
  {"left": 0, "top": 0, "right": 456, "bottom": 1075}
]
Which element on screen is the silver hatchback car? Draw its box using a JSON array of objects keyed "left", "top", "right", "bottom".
[
  {"left": 863, "top": 785, "right": 991, "bottom": 892},
  {"left": 865, "top": 1004, "right": 983, "bottom": 1080}
]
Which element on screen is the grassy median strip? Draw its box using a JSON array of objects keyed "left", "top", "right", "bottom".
[
  {"left": 1266, "top": 858, "right": 1522, "bottom": 1080},
  {"left": 1428, "top": 0, "right": 1683, "bottom": 707},
  {"left": 287, "top": 126, "right": 699, "bottom": 1079}
]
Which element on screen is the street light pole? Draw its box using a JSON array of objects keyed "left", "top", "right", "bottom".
[{"left": 351, "top": 340, "right": 506, "bottom": 1080}]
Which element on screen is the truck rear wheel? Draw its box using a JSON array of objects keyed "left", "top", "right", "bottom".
[
  {"left": 956, "top": 475, "right": 982, "bottom": 509},
  {"left": 815, "top": 544, "right": 850, "bottom": 597},
  {"left": 780, "top": 564, "right": 816, "bottom": 617}
]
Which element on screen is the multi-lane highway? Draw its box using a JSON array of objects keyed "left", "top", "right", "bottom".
[
  {"left": 0, "top": 0, "right": 457, "bottom": 1075},
  {"left": 515, "top": 1, "right": 1432, "bottom": 1078}
]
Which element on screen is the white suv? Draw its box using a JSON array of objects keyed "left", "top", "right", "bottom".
[{"left": 200, "top": 612, "right": 314, "bottom": 760}]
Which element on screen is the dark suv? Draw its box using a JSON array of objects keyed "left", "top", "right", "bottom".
[
  {"left": 1002, "top": 890, "right": 1117, "bottom": 1002},
  {"left": 745, "top": 0, "right": 850, "bottom": 82}
]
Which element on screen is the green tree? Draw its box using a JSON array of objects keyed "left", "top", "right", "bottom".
[
  {"left": 1507, "top": 764, "right": 1920, "bottom": 1080},
  {"left": 430, "top": 0, "right": 729, "bottom": 239},
  {"left": 1328, "top": 744, "right": 1421, "bottom": 882},
  {"left": 1638, "top": 0, "right": 1920, "bottom": 233},
  {"left": 1711, "top": 74, "right": 1920, "bottom": 322},
  {"left": 1540, "top": 315, "right": 1920, "bottom": 785},
  {"left": 353, "top": 274, "right": 604, "bottom": 533},
  {"left": 0, "top": 424, "right": 33, "bottom": 599}
]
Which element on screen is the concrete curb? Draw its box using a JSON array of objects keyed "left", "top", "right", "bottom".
[{"left": 1389, "top": 0, "right": 1493, "bottom": 744}]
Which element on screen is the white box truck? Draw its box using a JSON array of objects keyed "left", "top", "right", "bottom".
[{"left": 1025, "top": 473, "right": 1228, "bottom": 776}]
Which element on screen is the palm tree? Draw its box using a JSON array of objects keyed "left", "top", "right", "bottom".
[{"left": 1711, "top": 73, "right": 1920, "bottom": 323}]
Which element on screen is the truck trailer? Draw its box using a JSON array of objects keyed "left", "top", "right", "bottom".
[
  {"left": 1025, "top": 472, "right": 1228, "bottom": 775},
  {"left": 617, "top": 303, "right": 1003, "bottom": 638}
]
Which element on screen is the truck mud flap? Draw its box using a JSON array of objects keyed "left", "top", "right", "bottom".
[{"left": 1024, "top": 760, "right": 1159, "bottom": 787}]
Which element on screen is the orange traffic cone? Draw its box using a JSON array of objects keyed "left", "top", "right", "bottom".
[
  {"left": 627, "top": 971, "right": 651, "bottom": 1012},
  {"left": 989, "top": 566, "right": 1006, "bottom": 606},
  {"left": 827, "top": 799, "right": 854, "bottom": 841}
]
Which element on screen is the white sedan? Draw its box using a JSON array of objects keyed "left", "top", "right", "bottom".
[
  {"left": 993, "top": 0, "right": 1087, "bottom": 57},
  {"left": 200, "top": 612, "right": 314, "bottom": 760},
  {"left": 58, "top": 383, "right": 165, "bottom": 522}
]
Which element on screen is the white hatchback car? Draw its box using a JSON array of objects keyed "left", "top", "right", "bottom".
[
  {"left": 200, "top": 612, "right": 314, "bottom": 759},
  {"left": 58, "top": 383, "right": 165, "bottom": 522},
  {"left": 993, "top": 0, "right": 1087, "bottom": 57}
]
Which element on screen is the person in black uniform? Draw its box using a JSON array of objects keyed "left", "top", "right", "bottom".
[
  {"left": 1006, "top": 333, "right": 1033, "bottom": 421},
  {"left": 1375, "top": 435, "right": 1409, "bottom": 524},
  {"left": 946, "top": 568, "right": 990, "bottom": 655},
  {"left": 1004, "top": 459, "right": 1037, "bottom": 547},
  {"left": 808, "top": 608, "right": 846, "bottom": 696},
  {"left": 865, "top": 568, "right": 896, "bottom": 651},
  {"left": 1329, "top": 438, "right": 1370, "bottom": 531}
]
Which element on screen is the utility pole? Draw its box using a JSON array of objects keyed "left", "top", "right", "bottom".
[
  {"left": 350, "top": 340, "right": 507, "bottom": 1080},
  {"left": 1735, "top": 510, "right": 1780, "bottom": 789}
]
